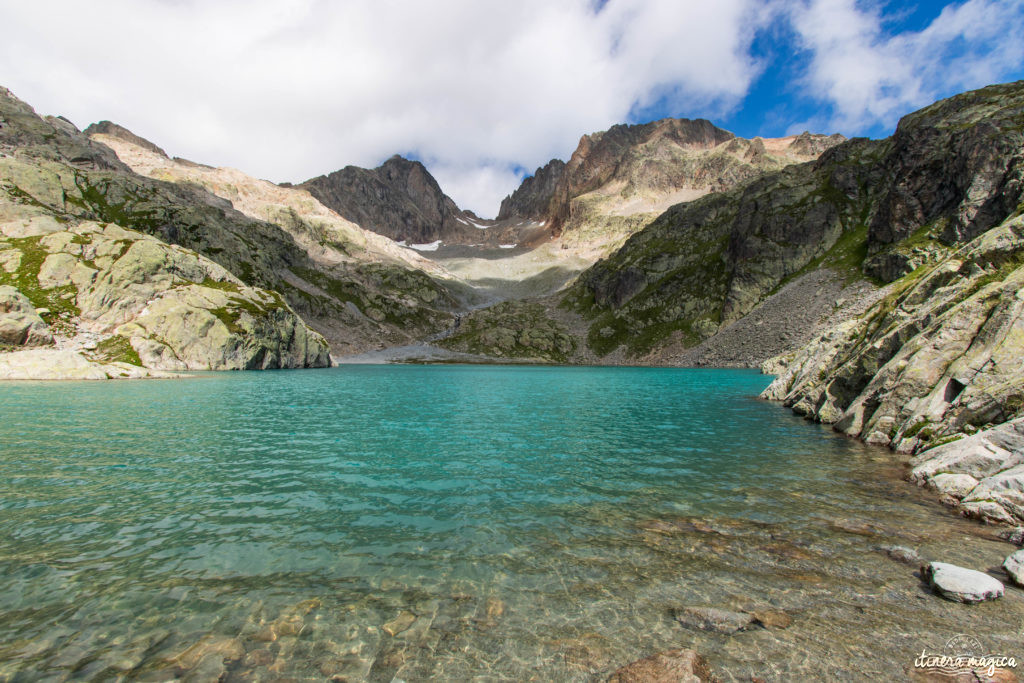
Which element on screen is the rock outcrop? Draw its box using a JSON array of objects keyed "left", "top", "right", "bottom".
[
  {"left": 436, "top": 301, "right": 577, "bottom": 363},
  {"left": 762, "top": 216, "right": 1024, "bottom": 461},
  {"left": 0, "top": 284, "right": 53, "bottom": 347},
  {"left": 0, "top": 215, "right": 331, "bottom": 375},
  {"left": 908, "top": 418, "right": 1024, "bottom": 525}
]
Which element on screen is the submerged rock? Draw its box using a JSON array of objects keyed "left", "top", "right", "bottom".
[
  {"left": 382, "top": 610, "right": 416, "bottom": 636},
  {"left": 924, "top": 562, "right": 1004, "bottom": 603},
  {"left": 607, "top": 648, "right": 716, "bottom": 683},
  {"left": 880, "top": 545, "right": 924, "bottom": 565},
  {"left": 672, "top": 606, "right": 754, "bottom": 634},
  {"left": 750, "top": 609, "right": 792, "bottom": 629}
]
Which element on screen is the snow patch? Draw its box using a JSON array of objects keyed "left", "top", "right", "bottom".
[
  {"left": 499, "top": 244, "right": 517, "bottom": 249},
  {"left": 409, "top": 240, "right": 442, "bottom": 251}
]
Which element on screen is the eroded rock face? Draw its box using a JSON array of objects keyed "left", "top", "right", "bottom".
[
  {"left": 870, "top": 85, "right": 1024, "bottom": 247},
  {"left": 499, "top": 118, "right": 843, "bottom": 256},
  {"left": 761, "top": 216, "right": 1024, "bottom": 498},
  {"left": 301, "top": 155, "right": 465, "bottom": 245},
  {"left": 82, "top": 120, "right": 168, "bottom": 158},
  {"left": 497, "top": 159, "right": 566, "bottom": 221}
]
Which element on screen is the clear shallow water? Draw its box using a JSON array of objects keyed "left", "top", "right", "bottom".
[{"left": 0, "top": 365, "right": 1021, "bottom": 681}]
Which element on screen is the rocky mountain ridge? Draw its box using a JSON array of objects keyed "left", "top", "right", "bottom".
[
  {"left": 498, "top": 117, "right": 845, "bottom": 252},
  {"left": 297, "top": 156, "right": 548, "bottom": 249},
  {"left": 293, "top": 118, "right": 842, "bottom": 256}
]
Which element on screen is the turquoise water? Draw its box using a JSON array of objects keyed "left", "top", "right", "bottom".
[{"left": 1, "top": 366, "right": 1021, "bottom": 680}]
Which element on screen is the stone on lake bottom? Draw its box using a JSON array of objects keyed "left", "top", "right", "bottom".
[
  {"left": 382, "top": 610, "right": 417, "bottom": 636},
  {"left": 751, "top": 609, "right": 792, "bottom": 629},
  {"left": 607, "top": 648, "right": 715, "bottom": 683},
  {"left": 880, "top": 545, "right": 924, "bottom": 565},
  {"left": 672, "top": 606, "right": 755, "bottom": 634}
]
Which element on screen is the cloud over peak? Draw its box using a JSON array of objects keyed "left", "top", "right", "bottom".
[{"left": 2, "top": 0, "right": 1022, "bottom": 215}]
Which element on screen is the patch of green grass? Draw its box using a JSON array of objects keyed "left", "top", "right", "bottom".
[
  {"left": 200, "top": 278, "right": 242, "bottom": 293},
  {"left": 903, "top": 419, "right": 931, "bottom": 439},
  {"left": 0, "top": 236, "right": 81, "bottom": 328},
  {"left": 209, "top": 306, "right": 246, "bottom": 335},
  {"left": 88, "top": 335, "right": 143, "bottom": 366}
]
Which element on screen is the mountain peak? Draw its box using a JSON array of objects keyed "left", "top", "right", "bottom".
[{"left": 83, "top": 120, "right": 168, "bottom": 158}]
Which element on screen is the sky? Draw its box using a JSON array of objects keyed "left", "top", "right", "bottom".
[{"left": 2, "top": 0, "right": 1023, "bottom": 217}]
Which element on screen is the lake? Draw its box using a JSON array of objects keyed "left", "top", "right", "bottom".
[{"left": 0, "top": 365, "right": 1020, "bottom": 680}]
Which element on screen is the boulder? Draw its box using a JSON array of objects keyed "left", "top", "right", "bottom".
[
  {"left": 0, "top": 285, "right": 52, "bottom": 346},
  {"left": 923, "top": 562, "right": 1004, "bottom": 603},
  {"left": 1002, "top": 549, "right": 1024, "bottom": 586}
]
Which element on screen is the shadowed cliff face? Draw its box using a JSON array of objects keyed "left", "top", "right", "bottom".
[
  {"left": 566, "top": 81, "right": 1024, "bottom": 360},
  {"left": 300, "top": 155, "right": 464, "bottom": 244},
  {"left": 298, "top": 155, "right": 550, "bottom": 248}
]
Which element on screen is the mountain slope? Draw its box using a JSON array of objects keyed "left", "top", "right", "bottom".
[
  {"left": 0, "top": 86, "right": 463, "bottom": 369},
  {"left": 564, "top": 81, "right": 1024, "bottom": 363}
]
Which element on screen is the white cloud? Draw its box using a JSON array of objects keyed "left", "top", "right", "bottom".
[
  {"left": 0, "top": 0, "right": 766, "bottom": 216},
  {"left": 789, "top": 0, "right": 1024, "bottom": 133},
  {"left": 3, "top": 1, "right": 1021, "bottom": 216}
]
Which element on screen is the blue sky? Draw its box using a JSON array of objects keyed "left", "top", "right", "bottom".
[
  {"left": 2, "top": 0, "right": 1023, "bottom": 215},
  {"left": 633, "top": 0, "right": 1024, "bottom": 142}
]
